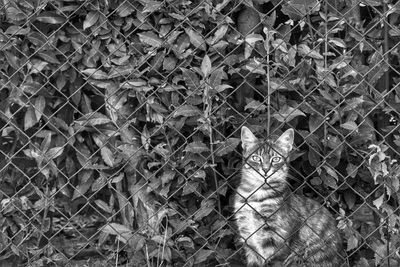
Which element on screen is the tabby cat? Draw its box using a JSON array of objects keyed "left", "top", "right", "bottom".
[{"left": 233, "top": 127, "right": 343, "bottom": 267}]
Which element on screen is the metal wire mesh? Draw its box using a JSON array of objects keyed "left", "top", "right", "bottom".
[{"left": 0, "top": 0, "right": 399, "bottom": 266}]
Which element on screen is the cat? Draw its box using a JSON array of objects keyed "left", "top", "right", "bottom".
[{"left": 233, "top": 126, "right": 344, "bottom": 267}]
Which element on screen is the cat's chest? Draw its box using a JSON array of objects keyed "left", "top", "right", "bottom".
[{"left": 234, "top": 197, "right": 281, "bottom": 218}]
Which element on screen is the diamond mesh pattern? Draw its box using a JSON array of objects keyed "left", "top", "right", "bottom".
[{"left": 0, "top": 0, "right": 399, "bottom": 266}]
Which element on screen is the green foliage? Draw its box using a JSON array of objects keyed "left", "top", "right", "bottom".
[{"left": 0, "top": 0, "right": 399, "bottom": 266}]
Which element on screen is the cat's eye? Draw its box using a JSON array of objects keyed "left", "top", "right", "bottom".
[
  {"left": 251, "top": 155, "right": 261, "bottom": 162},
  {"left": 271, "top": 156, "right": 281, "bottom": 163}
]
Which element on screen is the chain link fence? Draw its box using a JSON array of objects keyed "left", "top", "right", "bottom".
[{"left": 0, "top": 0, "right": 399, "bottom": 266}]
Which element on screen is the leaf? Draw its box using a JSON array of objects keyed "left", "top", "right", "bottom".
[
  {"left": 101, "top": 147, "right": 114, "bottom": 167},
  {"left": 209, "top": 24, "right": 228, "bottom": 44},
  {"left": 101, "top": 223, "right": 133, "bottom": 243},
  {"left": 143, "top": 1, "right": 163, "bottom": 13},
  {"left": 81, "top": 68, "right": 109, "bottom": 79},
  {"left": 161, "top": 169, "right": 175, "bottom": 186},
  {"left": 36, "top": 12, "right": 66, "bottom": 24},
  {"left": 340, "top": 121, "right": 358, "bottom": 132},
  {"left": 328, "top": 38, "right": 346, "bottom": 48},
  {"left": 24, "top": 106, "right": 37, "bottom": 130},
  {"left": 5, "top": 51, "right": 20, "bottom": 70},
  {"left": 172, "top": 105, "right": 201, "bottom": 117},
  {"left": 373, "top": 194, "right": 384, "bottom": 209},
  {"left": 323, "top": 165, "right": 339, "bottom": 180},
  {"left": 244, "top": 100, "right": 267, "bottom": 112},
  {"left": 282, "top": 0, "right": 320, "bottom": 20},
  {"left": 37, "top": 51, "right": 61, "bottom": 64},
  {"left": 209, "top": 67, "right": 226, "bottom": 87},
  {"left": 347, "top": 235, "right": 358, "bottom": 251},
  {"left": 75, "top": 112, "right": 111, "bottom": 126},
  {"left": 201, "top": 55, "right": 212, "bottom": 77},
  {"left": 215, "top": 138, "right": 240, "bottom": 156},
  {"left": 181, "top": 68, "right": 200, "bottom": 90},
  {"left": 45, "top": 147, "right": 64, "bottom": 159},
  {"left": 83, "top": 11, "right": 100, "bottom": 30},
  {"left": 344, "top": 191, "right": 356, "bottom": 210},
  {"left": 91, "top": 174, "right": 107, "bottom": 192},
  {"left": 95, "top": 199, "right": 113, "bottom": 213},
  {"left": 184, "top": 28, "right": 206, "bottom": 50},
  {"left": 309, "top": 114, "right": 324, "bottom": 133},
  {"left": 5, "top": 25, "right": 30, "bottom": 35},
  {"left": 193, "top": 249, "right": 214, "bottom": 264},
  {"left": 272, "top": 106, "right": 305, "bottom": 122},
  {"left": 111, "top": 173, "right": 124, "bottom": 183},
  {"left": 184, "top": 142, "right": 210, "bottom": 153},
  {"left": 141, "top": 125, "right": 151, "bottom": 151},
  {"left": 346, "top": 163, "right": 358, "bottom": 178},
  {"left": 176, "top": 236, "right": 194, "bottom": 249},
  {"left": 72, "top": 180, "right": 92, "bottom": 200},
  {"left": 72, "top": 171, "right": 93, "bottom": 200},
  {"left": 28, "top": 32, "right": 47, "bottom": 46},
  {"left": 163, "top": 56, "right": 177, "bottom": 71},
  {"left": 138, "top": 31, "right": 163, "bottom": 47},
  {"left": 34, "top": 96, "right": 46, "bottom": 121}
]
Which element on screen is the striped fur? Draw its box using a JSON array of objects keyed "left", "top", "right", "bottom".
[{"left": 233, "top": 127, "right": 343, "bottom": 267}]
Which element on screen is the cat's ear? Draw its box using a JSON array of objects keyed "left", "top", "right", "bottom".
[
  {"left": 276, "top": 129, "right": 294, "bottom": 152},
  {"left": 241, "top": 126, "right": 257, "bottom": 151}
]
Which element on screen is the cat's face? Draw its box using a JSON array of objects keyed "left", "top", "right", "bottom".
[{"left": 241, "top": 127, "right": 294, "bottom": 183}]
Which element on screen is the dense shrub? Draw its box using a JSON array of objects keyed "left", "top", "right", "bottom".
[{"left": 0, "top": 0, "right": 399, "bottom": 266}]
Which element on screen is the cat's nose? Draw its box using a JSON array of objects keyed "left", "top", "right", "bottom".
[{"left": 262, "top": 164, "right": 270, "bottom": 171}]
